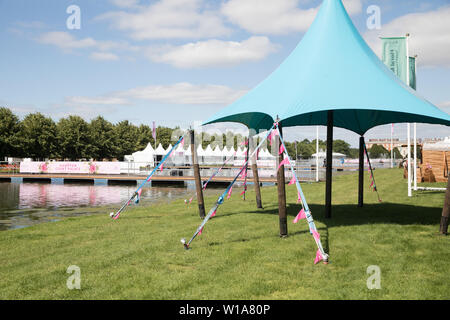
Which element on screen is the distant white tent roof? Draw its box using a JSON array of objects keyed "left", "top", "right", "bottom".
[
  {"left": 155, "top": 143, "right": 166, "bottom": 155},
  {"left": 204, "top": 145, "right": 214, "bottom": 156},
  {"left": 259, "top": 148, "right": 275, "bottom": 159},
  {"left": 237, "top": 146, "right": 247, "bottom": 156},
  {"left": 212, "top": 145, "right": 223, "bottom": 157},
  {"left": 227, "top": 146, "right": 236, "bottom": 157},
  {"left": 312, "top": 152, "right": 346, "bottom": 158},
  {"left": 141, "top": 143, "right": 155, "bottom": 154},
  {"left": 129, "top": 143, "right": 155, "bottom": 163},
  {"left": 197, "top": 144, "right": 205, "bottom": 156},
  {"left": 174, "top": 143, "right": 186, "bottom": 154}
]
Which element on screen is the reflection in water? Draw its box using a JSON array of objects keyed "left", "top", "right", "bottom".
[{"left": 0, "top": 182, "right": 197, "bottom": 231}]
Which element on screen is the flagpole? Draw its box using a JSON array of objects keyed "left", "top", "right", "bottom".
[
  {"left": 391, "top": 124, "right": 394, "bottom": 168},
  {"left": 153, "top": 121, "right": 157, "bottom": 167},
  {"left": 407, "top": 123, "right": 412, "bottom": 197},
  {"left": 406, "top": 33, "right": 412, "bottom": 197},
  {"left": 413, "top": 56, "right": 418, "bottom": 191},
  {"left": 316, "top": 126, "right": 319, "bottom": 182},
  {"left": 414, "top": 123, "right": 417, "bottom": 191}
]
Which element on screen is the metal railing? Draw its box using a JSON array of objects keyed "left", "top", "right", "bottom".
[{"left": 119, "top": 161, "right": 326, "bottom": 182}]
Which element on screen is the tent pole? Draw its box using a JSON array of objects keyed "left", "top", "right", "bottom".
[
  {"left": 316, "top": 126, "right": 319, "bottom": 182},
  {"left": 414, "top": 123, "right": 417, "bottom": 191},
  {"left": 190, "top": 129, "right": 206, "bottom": 219},
  {"left": 325, "top": 111, "right": 333, "bottom": 219},
  {"left": 249, "top": 135, "right": 263, "bottom": 208},
  {"left": 276, "top": 122, "right": 288, "bottom": 237},
  {"left": 407, "top": 123, "right": 412, "bottom": 197},
  {"left": 358, "top": 136, "right": 364, "bottom": 207},
  {"left": 439, "top": 174, "right": 450, "bottom": 235},
  {"left": 243, "top": 137, "right": 249, "bottom": 200},
  {"left": 391, "top": 124, "right": 394, "bottom": 168}
]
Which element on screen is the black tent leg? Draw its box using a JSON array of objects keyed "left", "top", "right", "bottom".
[
  {"left": 325, "top": 111, "right": 333, "bottom": 219},
  {"left": 358, "top": 136, "right": 365, "bottom": 207}
]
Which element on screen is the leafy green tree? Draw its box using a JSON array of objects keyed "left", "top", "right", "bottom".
[
  {"left": 89, "top": 116, "right": 117, "bottom": 160},
  {"left": 0, "top": 107, "right": 21, "bottom": 158},
  {"left": 348, "top": 148, "right": 359, "bottom": 159},
  {"left": 136, "top": 124, "right": 154, "bottom": 151},
  {"left": 155, "top": 126, "right": 174, "bottom": 149},
  {"left": 393, "top": 147, "right": 402, "bottom": 160},
  {"left": 114, "top": 120, "right": 139, "bottom": 160},
  {"left": 284, "top": 141, "right": 296, "bottom": 159},
  {"left": 57, "top": 116, "right": 92, "bottom": 160},
  {"left": 18, "top": 112, "right": 58, "bottom": 160},
  {"left": 298, "top": 139, "right": 316, "bottom": 159},
  {"left": 369, "top": 144, "right": 389, "bottom": 159},
  {"left": 333, "top": 139, "right": 351, "bottom": 156}
]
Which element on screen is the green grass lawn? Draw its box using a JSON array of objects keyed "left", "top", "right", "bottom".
[{"left": 0, "top": 168, "right": 448, "bottom": 300}]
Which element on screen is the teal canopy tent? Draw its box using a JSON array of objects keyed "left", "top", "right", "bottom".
[
  {"left": 203, "top": 0, "right": 450, "bottom": 221},
  {"left": 204, "top": 0, "right": 450, "bottom": 132}
]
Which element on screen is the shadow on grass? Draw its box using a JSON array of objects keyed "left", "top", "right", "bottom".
[
  {"left": 205, "top": 229, "right": 313, "bottom": 248},
  {"left": 232, "top": 202, "right": 442, "bottom": 255},
  {"left": 243, "top": 202, "right": 442, "bottom": 227}
]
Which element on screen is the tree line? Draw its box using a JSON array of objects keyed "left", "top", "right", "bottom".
[
  {"left": 1, "top": 107, "right": 404, "bottom": 161},
  {"left": 0, "top": 107, "right": 176, "bottom": 161}
]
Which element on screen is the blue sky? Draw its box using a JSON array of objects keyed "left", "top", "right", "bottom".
[{"left": 0, "top": 0, "right": 449, "bottom": 147}]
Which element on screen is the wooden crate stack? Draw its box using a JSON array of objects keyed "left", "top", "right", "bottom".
[{"left": 420, "top": 150, "right": 449, "bottom": 183}]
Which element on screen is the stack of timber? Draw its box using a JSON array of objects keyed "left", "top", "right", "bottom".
[{"left": 419, "top": 138, "right": 450, "bottom": 183}]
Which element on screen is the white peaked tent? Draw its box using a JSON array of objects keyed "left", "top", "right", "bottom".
[
  {"left": 171, "top": 143, "right": 186, "bottom": 165},
  {"left": 234, "top": 146, "right": 246, "bottom": 160},
  {"left": 204, "top": 145, "right": 213, "bottom": 155},
  {"left": 212, "top": 145, "right": 225, "bottom": 164},
  {"left": 166, "top": 144, "right": 173, "bottom": 153},
  {"left": 226, "top": 146, "right": 236, "bottom": 158},
  {"left": 203, "top": 145, "right": 215, "bottom": 164},
  {"left": 259, "top": 148, "right": 276, "bottom": 159},
  {"left": 196, "top": 144, "right": 205, "bottom": 164},
  {"left": 174, "top": 142, "right": 187, "bottom": 155},
  {"left": 155, "top": 143, "right": 166, "bottom": 156},
  {"left": 212, "top": 145, "right": 222, "bottom": 155},
  {"left": 124, "top": 143, "right": 155, "bottom": 168}
]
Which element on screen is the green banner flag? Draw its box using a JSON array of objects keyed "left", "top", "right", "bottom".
[
  {"left": 409, "top": 56, "right": 416, "bottom": 90},
  {"left": 381, "top": 37, "right": 408, "bottom": 84}
]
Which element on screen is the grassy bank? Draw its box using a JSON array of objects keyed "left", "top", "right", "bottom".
[{"left": 0, "top": 168, "right": 448, "bottom": 299}]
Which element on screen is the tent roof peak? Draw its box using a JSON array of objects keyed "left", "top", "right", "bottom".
[{"left": 203, "top": 0, "right": 449, "bottom": 134}]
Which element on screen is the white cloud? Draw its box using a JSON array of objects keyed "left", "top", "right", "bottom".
[
  {"left": 147, "top": 36, "right": 278, "bottom": 68},
  {"left": 120, "top": 82, "right": 247, "bottom": 104},
  {"left": 221, "top": 0, "right": 361, "bottom": 35},
  {"left": 221, "top": 0, "right": 317, "bottom": 35},
  {"left": 364, "top": 6, "right": 450, "bottom": 68},
  {"left": 37, "top": 31, "right": 96, "bottom": 50},
  {"left": 64, "top": 83, "right": 247, "bottom": 106},
  {"left": 343, "top": 0, "right": 362, "bottom": 15},
  {"left": 90, "top": 52, "right": 120, "bottom": 61},
  {"left": 98, "top": 0, "right": 231, "bottom": 40},
  {"left": 110, "top": 0, "right": 141, "bottom": 8},
  {"left": 65, "top": 96, "right": 129, "bottom": 106},
  {"left": 37, "top": 31, "right": 139, "bottom": 61}
]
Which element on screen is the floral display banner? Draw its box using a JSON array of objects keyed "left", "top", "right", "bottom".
[{"left": 20, "top": 161, "right": 121, "bottom": 175}]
